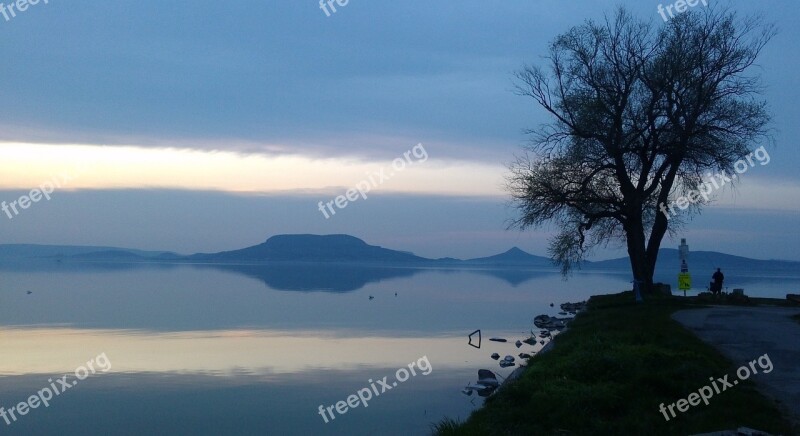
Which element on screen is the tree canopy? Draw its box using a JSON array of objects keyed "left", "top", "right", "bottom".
[{"left": 508, "top": 6, "right": 775, "bottom": 289}]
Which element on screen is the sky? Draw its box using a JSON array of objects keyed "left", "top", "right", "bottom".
[{"left": 0, "top": 0, "right": 798, "bottom": 261}]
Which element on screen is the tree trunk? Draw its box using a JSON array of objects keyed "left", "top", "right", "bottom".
[
  {"left": 644, "top": 208, "right": 670, "bottom": 288},
  {"left": 625, "top": 219, "right": 654, "bottom": 294}
]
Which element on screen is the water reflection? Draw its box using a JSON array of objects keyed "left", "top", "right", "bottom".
[
  {"left": 0, "top": 326, "right": 544, "bottom": 436},
  {"left": 0, "top": 260, "right": 569, "bottom": 292},
  {"left": 200, "top": 263, "right": 421, "bottom": 292},
  {"left": 2, "top": 262, "right": 799, "bottom": 434},
  {"left": 0, "top": 369, "right": 474, "bottom": 436},
  {"left": 1, "top": 328, "right": 493, "bottom": 377}
]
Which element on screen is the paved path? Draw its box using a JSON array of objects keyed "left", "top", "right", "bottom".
[{"left": 672, "top": 306, "right": 800, "bottom": 426}]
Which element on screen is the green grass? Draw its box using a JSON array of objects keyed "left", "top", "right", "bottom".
[{"left": 437, "top": 292, "right": 795, "bottom": 435}]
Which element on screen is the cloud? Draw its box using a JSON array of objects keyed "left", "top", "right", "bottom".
[
  {"left": 0, "top": 1, "right": 597, "bottom": 161},
  {"left": 0, "top": 142, "right": 506, "bottom": 195}
]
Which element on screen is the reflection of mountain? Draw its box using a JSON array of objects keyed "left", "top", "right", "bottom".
[
  {"left": 0, "top": 258, "right": 180, "bottom": 274},
  {"left": 204, "top": 263, "right": 422, "bottom": 292},
  {"left": 214, "top": 264, "right": 565, "bottom": 291},
  {"left": 469, "top": 268, "right": 559, "bottom": 287}
]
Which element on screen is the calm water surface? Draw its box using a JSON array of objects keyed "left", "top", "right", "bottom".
[{"left": 1, "top": 262, "right": 797, "bottom": 435}]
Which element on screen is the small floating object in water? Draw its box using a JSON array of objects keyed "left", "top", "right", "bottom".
[
  {"left": 515, "top": 340, "right": 522, "bottom": 348},
  {"left": 468, "top": 329, "right": 481, "bottom": 349},
  {"left": 499, "top": 360, "right": 515, "bottom": 368},
  {"left": 369, "top": 296, "right": 374, "bottom": 300},
  {"left": 26, "top": 291, "right": 32, "bottom": 295},
  {"left": 490, "top": 353, "right": 500, "bottom": 360},
  {"left": 489, "top": 338, "right": 507, "bottom": 343},
  {"left": 550, "top": 303, "right": 554, "bottom": 307}
]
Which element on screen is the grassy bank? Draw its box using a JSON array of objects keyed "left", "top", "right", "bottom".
[{"left": 436, "top": 292, "right": 794, "bottom": 435}]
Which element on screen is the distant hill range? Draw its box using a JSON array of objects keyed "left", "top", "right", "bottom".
[
  {"left": 0, "top": 244, "right": 177, "bottom": 260},
  {"left": 188, "top": 234, "right": 425, "bottom": 263},
  {"left": 587, "top": 248, "right": 800, "bottom": 274},
  {"left": 1, "top": 235, "right": 798, "bottom": 273}
]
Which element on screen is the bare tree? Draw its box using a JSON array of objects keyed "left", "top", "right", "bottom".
[{"left": 508, "top": 7, "right": 775, "bottom": 291}]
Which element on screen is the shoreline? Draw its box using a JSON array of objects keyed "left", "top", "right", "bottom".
[{"left": 437, "top": 292, "right": 799, "bottom": 435}]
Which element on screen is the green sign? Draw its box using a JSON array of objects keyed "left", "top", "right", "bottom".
[{"left": 678, "top": 273, "right": 692, "bottom": 290}]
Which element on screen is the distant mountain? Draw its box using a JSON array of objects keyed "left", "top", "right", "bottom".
[
  {"left": 466, "top": 247, "right": 554, "bottom": 267},
  {"left": 587, "top": 248, "right": 800, "bottom": 275},
  {"left": 2, "top": 238, "right": 797, "bottom": 276},
  {"left": 71, "top": 250, "right": 146, "bottom": 260},
  {"left": 0, "top": 244, "right": 176, "bottom": 260},
  {"left": 188, "top": 234, "right": 428, "bottom": 263}
]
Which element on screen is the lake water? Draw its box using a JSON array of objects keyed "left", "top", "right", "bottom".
[{"left": 1, "top": 261, "right": 798, "bottom": 435}]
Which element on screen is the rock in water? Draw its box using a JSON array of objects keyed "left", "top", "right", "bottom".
[
  {"left": 560, "top": 301, "right": 586, "bottom": 313},
  {"left": 533, "top": 315, "right": 551, "bottom": 328},
  {"left": 534, "top": 314, "right": 568, "bottom": 330}
]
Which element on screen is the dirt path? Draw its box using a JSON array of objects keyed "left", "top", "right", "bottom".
[{"left": 672, "top": 306, "right": 800, "bottom": 426}]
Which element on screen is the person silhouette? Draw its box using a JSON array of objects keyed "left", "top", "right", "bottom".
[{"left": 711, "top": 268, "right": 724, "bottom": 295}]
